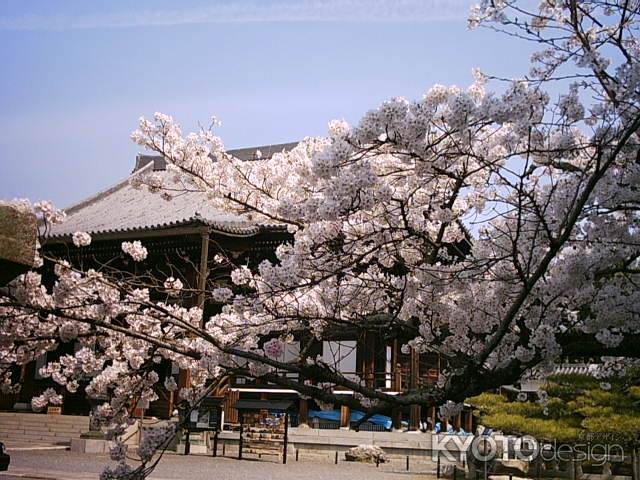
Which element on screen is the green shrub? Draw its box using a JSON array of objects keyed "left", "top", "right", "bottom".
[{"left": 468, "top": 374, "right": 640, "bottom": 446}]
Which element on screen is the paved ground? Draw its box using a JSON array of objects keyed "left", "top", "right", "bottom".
[{"left": 0, "top": 449, "right": 438, "bottom": 479}]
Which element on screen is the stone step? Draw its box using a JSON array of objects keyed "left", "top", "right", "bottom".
[
  {"left": 50, "top": 427, "right": 87, "bottom": 432},
  {"left": 0, "top": 427, "right": 25, "bottom": 435},
  {"left": 0, "top": 421, "right": 30, "bottom": 428},
  {"left": 0, "top": 412, "right": 87, "bottom": 445},
  {"left": 0, "top": 428, "right": 49, "bottom": 435},
  {"left": 0, "top": 424, "right": 84, "bottom": 433},
  {"left": 9, "top": 415, "right": 89, "bottom": 425},
  {"left": 3, "top": 433, "right": 59, "bottom": 441},
  {"left": 0, "top": 418, "right": 89, "bottom": 428},
  {"left": 5, "top": 432, "right": 68, "bottom": 440},
  {"left": 0, "top": 414, "right": 88, "bottom": 425},
  {"left": 0, "top": 423, "right": 86, "bottom": 432},
  {"left": 6, "top": 438, "right": 69, "bottom": 445}
]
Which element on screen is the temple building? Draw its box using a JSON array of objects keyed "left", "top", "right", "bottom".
[{"left": 3, "top": 143, "right": 474, "bottom": 434}]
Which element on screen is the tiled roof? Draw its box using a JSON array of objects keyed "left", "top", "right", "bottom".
[
  {"left": 132, "top": 142, "right": 299, "bottom": 173},
  {"left": 48, "top": 143, "right": 298, "bottom": 239}
]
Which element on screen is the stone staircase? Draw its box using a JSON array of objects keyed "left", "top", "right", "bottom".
[{"left": 0, "top": 412, "right": 89, "bottom": 448}]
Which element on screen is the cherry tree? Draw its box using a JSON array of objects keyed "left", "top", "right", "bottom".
[{"left": 1, "top": 1, "right": 639, "bottom": 477}]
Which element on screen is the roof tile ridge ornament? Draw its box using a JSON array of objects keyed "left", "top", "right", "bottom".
[{"left": 132, "top": 153, "right": 168, "bottom": 173}]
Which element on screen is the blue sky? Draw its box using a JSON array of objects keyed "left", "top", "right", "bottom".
[{"left": 0, "top": 0, "right": 534, "bottom": 208}]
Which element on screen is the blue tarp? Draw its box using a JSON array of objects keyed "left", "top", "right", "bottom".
[
  {"left": 308, "top": 409, "right": 393, "bottom": 430},
  {"left": 435, "top": 422, "right": 471, "bottom": 436}
]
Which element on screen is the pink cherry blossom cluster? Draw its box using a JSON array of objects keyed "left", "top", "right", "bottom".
[
  {"left": 163, "top": 277, "right": 183, "bottom": 295},
  {"left": 263, "top": 338, "right": 284, "bottom": 359},
  {"left": 72, "top": 231, "right": 92, "bottom": 247},
  {"left": 121, "top": 241, "right": 148, "bottom": 262},
  {"left": 31, "top": 387, "right": 63, "bottom": 411}
]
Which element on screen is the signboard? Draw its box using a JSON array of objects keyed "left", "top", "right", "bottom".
[
  {"left": 185, "top": 398, "right": 222, "bottom": 430},
  {"left": 182, "top": 398, "right": 224, "bottom": 456}
]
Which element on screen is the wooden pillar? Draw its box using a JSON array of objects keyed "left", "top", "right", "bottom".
[
  {"left": 212, "top": 431, "right": 219, "bottom": 457},
  {"left": 238, "top": 412, "right": 244, "bottom": 460},
  {"left": 454, "top": 412, "right": 462, "bottom": 431},
  {"left": 393, "top": 363, "right": 402, "bottom": 391},
  {"left": 363, "top": 332, "right": 376, "bottom": 388},
  {"left": 465, "top": 410, "right": 473, "bottom": 432},
  {"left": 340, "top": 405, "right": 350, "bottom": 429},
  {"left": 168, "top": 390, "right": 175, "bottom": 417},
  {"left": 298, "top": 397, "right": 308, "bottom": 426},
  {"left": 283, "top": 412, "right": 289, "bottom": 464},
  {"left": 409, "top": 346, "right": 421, "bottom": 430},
  {"left": 223, "top": 388, "right": 239, "bottom": 424},
  {"left": 409, "top": 405, "right": 421, "bottom": 430},
  {"left": 391, "top": 407, "right": 403, "bottom": 430},
  {"left": 184, "top": 429, "right": 191, "bottom": 455},
  {"left": 197, "top": 229, "right": 210, "bottom": 322},
  {"left": 430, "top": 406, "right": 436, "bottom": 429},
  {"left": 178, "top": 229, "right": 210, "bottom": 394},
  {"left": 410, "top": 347, "right": 419, "bottom": 389},
  {"left": 392, "top": 339, "right": 402, "bottom": 391},
  {"left": 391, "top": 340, "right": 404, "bottom": 430},
  {"left": 178, "top": 368, "right": 192, "bottom": 390}
]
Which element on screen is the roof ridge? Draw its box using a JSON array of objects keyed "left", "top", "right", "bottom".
[{"left": 131, "top": 142, "right": 300, "bottom": 172}]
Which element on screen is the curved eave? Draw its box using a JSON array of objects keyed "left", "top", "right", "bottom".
[{"left": 44, "top": 215, "right": 287, "bottom": 244}]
